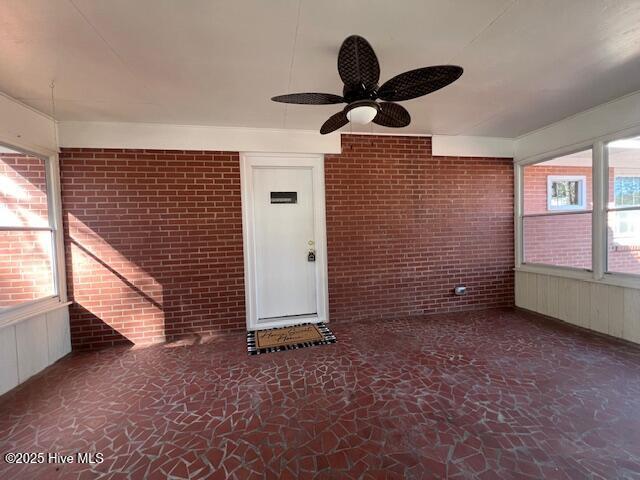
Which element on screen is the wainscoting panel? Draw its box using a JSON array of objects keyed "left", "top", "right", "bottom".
[
  {"left": 0, "top": 306, "right": 70, "bottom": 396},
  {"left": 515, "top": 271, "right": 640, "bottom": 344}
]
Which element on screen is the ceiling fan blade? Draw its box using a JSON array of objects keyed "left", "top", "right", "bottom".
[
  {"left": 373, "top": 102, "right": 411, "bottom": 128},
  {"left": 337, "top": 35, "right": 380, "bottom": 88},
  {"left": 378, "top": 65, "right": 463, "bottom": 101},
  {"left": 271, "top": 92, "right": 344, "bottom": 104},
  {"left": 320, "top": 110, "right": 349, "bottom": 135}
]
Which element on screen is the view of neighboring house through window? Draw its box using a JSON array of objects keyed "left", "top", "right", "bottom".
[
  {"left": 547, "top": 175, "right": 586, "bottom": 210},
  {"left": 0, "top": 146, "right": 57, "bottom": 311},
  {"left": 607, "top": 136, "right": 640, "bottom": 275},
  {"left": 522, "top": 149, "right": 593, "bottom": 269}
]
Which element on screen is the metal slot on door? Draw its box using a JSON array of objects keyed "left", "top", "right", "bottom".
[{"left": 270, "top": 191, "right": 297, "bottom": 204}]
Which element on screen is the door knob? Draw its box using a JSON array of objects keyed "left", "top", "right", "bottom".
[{"left": 307, "top": 249, "right": 316, "bottom": 262}]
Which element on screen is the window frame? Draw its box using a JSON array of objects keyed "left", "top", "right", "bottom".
[
  {"left": 546, "top": 175, "right": 587, "bottom": 211},
  {"left": 518, "top": 148, "right": 594, "bottom": 272},
  {"left": 0, "top": 141, "right": 68, "bottom": 328},
  {"left": 515, "top": 130, "right": 640, "bottom": 290},
  {"left": 604, "top": 143, "right": 640, "bottom": 276}
]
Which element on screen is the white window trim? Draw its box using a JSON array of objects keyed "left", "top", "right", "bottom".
[
  {"left": 546, "top": 175, "right": 587, "bottom": 211},
  {"left": 0, "top": 141, "right": 68, "bottom": 328},
  {"left": 515, "top": 130, "right": 640, "bottom": 290}
]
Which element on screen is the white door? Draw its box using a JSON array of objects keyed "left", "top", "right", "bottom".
[
  {"left": 254, "top": 167, "right": 316, "bottom": 319},
  {"left": 241, "top": 154, "right": 328, "bottom": 330}
]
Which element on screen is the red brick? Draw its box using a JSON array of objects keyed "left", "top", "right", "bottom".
[
  {"left": 55, "top": 135, "right": 515, "bottom": 350},
  {"left": 325, "top": 135, "right": 514, "bottom": 322}
]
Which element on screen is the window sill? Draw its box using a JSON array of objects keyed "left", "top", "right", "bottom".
[
  {"left": 0, "top": 297, "right": 72, "bottom": 330},
  {"left": 516, "top": 264, "right": 640, "bottom": 290}
]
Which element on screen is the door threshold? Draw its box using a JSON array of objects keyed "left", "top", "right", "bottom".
[
  {"left": 253, "top": 314, "right": 323, "bottom": 330},
  {"left": 259, "top": 313, "right": 317, "bottom": 321}
]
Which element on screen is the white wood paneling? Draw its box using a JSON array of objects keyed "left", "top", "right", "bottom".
[
  {"left": 0, "top": 326, "right": 19, "bottom": 396},
  {"left": 516, "top": 271, "right": 639, "bottom": 344},
  {"left": 590, "top": 283, "right": 610, "bottom": 334},
  {"left": 608, "top": 286, "right": 625, "bottom": 338},
  {"left": 536, "top": 274, "right": 560, "bottom": 317},
  {"left": 546, "top": 276, "right": 560, "bottom": 319},
  {"left": 534, "top": 274, "right": 546, "bottom": 315},
  {"left": 557, "top": 277, "right": 579, "bottom": 325},
  {"left": 576, "top": 280, "right": 592, "bottom": 329},
  {"left": 46, "top": 308, "right": 71, "bottom": 364},
  {"left": 514, "top": 270, "right": 526, "bottom": 307},
  {"left": 515, "top": 271, "right": 537, "bottom": 311},
  {"left": 623, "top": 288, "right": 640, "bottom": 343},
  {"left": 15, "top": 315, "right": 49, "bottom": 382},
  {"left": 0, "top": 306, "right": 71, "bottom": 395}
]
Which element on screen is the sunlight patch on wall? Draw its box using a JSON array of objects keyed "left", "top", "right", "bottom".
[{"left": 69, "top": 214, "right": 165, "bottom": 345}]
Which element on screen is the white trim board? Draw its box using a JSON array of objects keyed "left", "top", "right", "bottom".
[
  {"left": 515, "top": 89, "right": 640, "bottom": 162},
  {"left": 58, "top": 121, "right": 517, "bottom": 158},
  {"left": 432, "top": 135, "right": 514, "bottom": 158},
  {"left": 240, "top": 152, "right": 329, "bottom": 331},
  {"left": 59, "top": 121, "right": 341, "bottom": 154},
  {"left": 0, "top": 92, "right": 57, "bottom": 157},
  {"left": 342, "top": 132, "right": 431, "bottom": 138}
]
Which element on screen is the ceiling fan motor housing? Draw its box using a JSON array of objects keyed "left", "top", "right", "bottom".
[{"left": 343, "top": 83, "right": 378, "bottom": 103}]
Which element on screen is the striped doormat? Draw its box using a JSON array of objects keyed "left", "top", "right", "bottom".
[{"left": 247, "top": 322, "right": 336, "bottom": 355}]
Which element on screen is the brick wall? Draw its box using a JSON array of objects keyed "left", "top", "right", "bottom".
[
  {"left": 325, "top": 135, "right": 514, "bottom": 321},
  {"left": 59, "top": 135, "right": 515, "bottom": 350},
  {"left": 0, "top": 154, "right": 54, "bottom": 308},
  {"left": 59, "top": 149, "right": 245, "bottom": 349}
]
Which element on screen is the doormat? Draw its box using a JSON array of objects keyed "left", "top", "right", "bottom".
[{"left": 247, "top": 322, "right": 336, "bottom": 355}]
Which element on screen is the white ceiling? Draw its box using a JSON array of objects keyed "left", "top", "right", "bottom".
[{"left": 2, "top": 0, "right": 640, "bottom": 137}]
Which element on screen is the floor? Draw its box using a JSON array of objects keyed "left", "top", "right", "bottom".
[{"left": 1, "top": 309, "right": 640, "bottom": 480}]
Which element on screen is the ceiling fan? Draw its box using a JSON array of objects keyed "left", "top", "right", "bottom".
[{"left": 271, "top": 35, "right": 463, "bottom": 135}]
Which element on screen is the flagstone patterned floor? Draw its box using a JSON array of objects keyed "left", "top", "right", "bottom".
[{"left": 2, "top": 308, "right": 640, "bottom": 479}]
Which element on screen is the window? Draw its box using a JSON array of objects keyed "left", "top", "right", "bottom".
[
  {"left": 522, "top": 149, "right": 593, "bottom": 270},
  {"left": 0, "top": 146, "right": 58, "bottom": 311},
  {"left": 547, "top": 176, "right": 586, "bottom": 211},
  {"left": 606, "top": 136, "right": 640, "bottom": 275},
  {"left": 612, "top": 177, "right": 640, "bottom": 242},
  {"left": 614, "top": 176, "right": 640, "bottom": 206}
]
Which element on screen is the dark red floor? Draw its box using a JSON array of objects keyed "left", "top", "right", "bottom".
[{"left": 2, "top": 308, "right": 640, "bottom": 479}]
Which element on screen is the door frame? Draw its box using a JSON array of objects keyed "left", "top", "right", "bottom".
[{"left": 240, "top": 152, "right": 329, "bottom": 331}]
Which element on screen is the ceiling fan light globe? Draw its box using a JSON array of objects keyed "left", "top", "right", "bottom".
[{"left": 346, "top": 105, "right": 378, "bottom": 125}]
